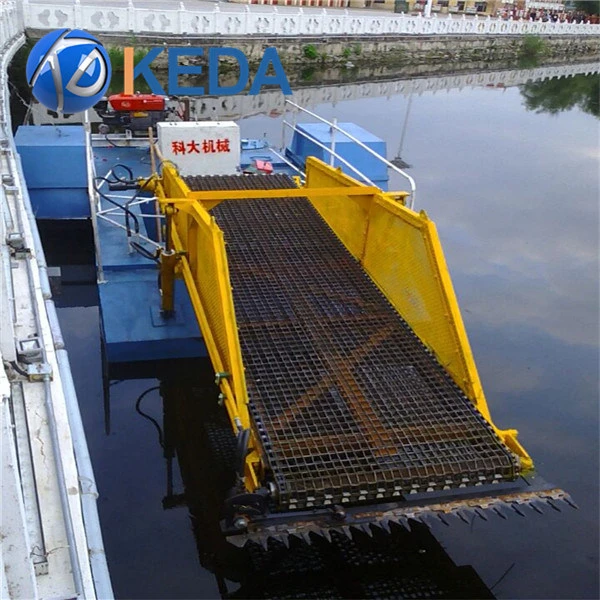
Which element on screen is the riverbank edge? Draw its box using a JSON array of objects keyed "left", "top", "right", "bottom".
[{"left": 26, "top": 30, "right": 600, "bottom": 69}]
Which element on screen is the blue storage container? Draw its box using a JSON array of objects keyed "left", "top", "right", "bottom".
[
  {"left": 15, "top": 125, "right": 89, "bottom": 219},
  {"left": 286, "top": 122, "right": 389, "bottom": 191}
]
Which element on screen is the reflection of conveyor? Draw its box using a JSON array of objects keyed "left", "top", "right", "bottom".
[
  {"left": 157, "top": 370, "right": 495, "bottom": 600},
  {"left": 150, "top": 157, "right": 573, "bottom": 544},
  {"left": 200, "top": 175, "right": 515, "bottom": 510}
]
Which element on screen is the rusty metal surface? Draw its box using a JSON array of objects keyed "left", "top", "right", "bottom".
[
  {"left": 184, "top": 174, "right": 518, "bottom": 511},
  {"left": 229, "top": 486, "right": 576, "bottom": 549}
]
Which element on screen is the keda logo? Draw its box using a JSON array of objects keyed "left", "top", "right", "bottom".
[
  {"left": 26, "top": 29, "right": 111, "bottom": 114},
  {"left": 122, "top": 46, "right": 292, "bottom": 96}
]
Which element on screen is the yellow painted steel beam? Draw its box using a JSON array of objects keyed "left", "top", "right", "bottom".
[
  {"left": 186, "top": 186, "right": 382, "bottom": 201},
  {"left": 156, "top": 182, "right": 262, "bottom": 492}
]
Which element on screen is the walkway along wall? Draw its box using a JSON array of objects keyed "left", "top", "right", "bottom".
[{"left": 22, "top": 0, "right": 600, "bottom": 37}]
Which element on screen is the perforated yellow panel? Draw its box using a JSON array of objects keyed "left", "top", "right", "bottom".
[
  {"left": 305, "top": 159, "right": 371, "bottom": 260},
  {"left": 363, "top": 198, "right": 489, "bottom": 415},
  {"left": 302, "top": 158, "right": 532, "bottom": 471},
  {"left": 168, "top": 191, "right": 250, "bottom": 432}
]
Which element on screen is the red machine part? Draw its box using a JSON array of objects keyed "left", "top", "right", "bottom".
[{"left": 108, "top": 94, "right": 166, "bottom": 112}]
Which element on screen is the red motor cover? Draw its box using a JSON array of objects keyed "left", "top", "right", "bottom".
[{"left": 108, "top": 93, "right": 165, "bottom": 112}]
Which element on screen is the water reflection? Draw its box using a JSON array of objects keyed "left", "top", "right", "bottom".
[
  {"left": 15, "top": 60, "right": 599, "bottom": 126},
  {"left": 520, "top": 73, "right": 600, "bottom": 117},
  {"left": 110, "top": 359, "right": 496, "bottom": 600},
  {"left": 30, "top": 61, "right": 598, "bottom": 598}
]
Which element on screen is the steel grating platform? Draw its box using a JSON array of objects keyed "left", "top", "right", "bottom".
[{"left": 185, "top": 174, "right": 518, "bottom": 511}]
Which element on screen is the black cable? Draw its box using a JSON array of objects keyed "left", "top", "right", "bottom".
[
  {"left": 104, "top": 134, "right": 130, "bottom": 150},
  {"left": 93, "top": 176, "right": 140, "bottom": 235},
  {"left": 135, "top": 386, "right": 164, "bottom": 448},
  {"left": 96, "top": 166, "right": 160, "bottom": 262},
  {"left": 124, "top": 174, "right": 153, "bottom": 221},
  {"left": 110, "top": 163, "right": 135, "bottom": 183},
  {"left": 8, "top": 361, "right": 28, "bottom": 377},
  {"left": 130, "top": 241, "right": 159, "bottom": 262}
]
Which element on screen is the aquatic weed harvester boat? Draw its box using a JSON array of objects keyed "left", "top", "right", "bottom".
[
  {"left": 145, "top": 102, "right": 575, "bottom": 547},
  {"left": 17, "top": 98, "right": 575, "bottom": 549}
]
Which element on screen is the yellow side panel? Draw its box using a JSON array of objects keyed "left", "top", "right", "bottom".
[
  {"left": 305, "top": 158, "right": 371, "bottom": 260},
  {"left": 361, "top": 195, "right": 532, "bottom": 470},
  {"left": 171, "top": 201, "right": 249, "bottom": 429},
  {"left": 362, "top": 198, "right": 488, "bottom": 413}
]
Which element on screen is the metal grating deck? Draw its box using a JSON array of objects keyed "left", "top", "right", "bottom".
[{"left": 185, "top": 174, "right": 518, "bottom": 511}]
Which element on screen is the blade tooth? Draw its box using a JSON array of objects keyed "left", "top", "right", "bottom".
[
  {"left": 474, "top": 508, "right": 488, "bottom": 521},
  {"left": 245, "top": 534, "right": 264, "bottom": 549},
  {"left": 320, "top": 529, "right": 332, "bottom": 543},
  {"left": 563, "top": 496, "right": 579, "bottom": 510},
  {"left": 511, "top": 502, "right": 526, "bottom": 517},
  {"left": 437, "top": 513, "right": 451, "bottom": 526},
  {"left": 360, "top": 523, "right": 374, "bottom": 537},
  {"left": 300, "top": 532, "right": 313, "bottom": 545},
  {"left": 529, "top": 501, "right": 544, "bottom": 515},
  {"left": 394, "top": 517, "right": 410, "bottom": 531},
  {"left": 544, "top": 498, "right": 562, "bottom": 513},
  {"left": 492, "top": 507, "right": 508, "bottom": 520},
  {"left": 252, "top": 536, "right": 269, "bottom": 551},
  {"left": 273, "top": 534, "right": 291, "bottom": 549},
  {"left": 379, "top": 519, "right": 392, "bottom": 534},
  {"left": 341, "top": 525, "right": 353, "bottom": 539},
  {"left": 420, "top": 513, "right": 439, "bottom": 528},
  {"left": 455, "top": 510, "right": 471, "bottom": 524},
  {"left": 228, "top": 535, "right": 247, "bottom": 548}
]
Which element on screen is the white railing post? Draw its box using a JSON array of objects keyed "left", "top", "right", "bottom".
[
  {"left": 178, "top": 2, "right": 186, "bottom": 35},
  {"left": 127, "top": 0, "right": 135, "bottom": 32},
  {"left": 73, "top": 0, "right": 82, "bottom": 29},
  {"left": 213, "top": 2, "right": 219, "bottom": 35}
]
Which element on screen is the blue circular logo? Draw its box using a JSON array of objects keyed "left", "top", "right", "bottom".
[{"left": 26, "top": 29, "right": 111, "bottom": 114}]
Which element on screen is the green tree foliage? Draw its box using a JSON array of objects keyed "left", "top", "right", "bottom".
[
  {"left": 573, "top": 1, "right": 599, "bottom": 15},
  {"left": 520, "top": 73, "right": 599, "bottom": 118},
  {"left": 303, "top": 44, "right": 318, "bottom": 60},
  {"left": 519, "top": 35, "right": 549, "bottom": 59}
]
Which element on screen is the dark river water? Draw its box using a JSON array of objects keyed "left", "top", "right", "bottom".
[{"left": 45, "top": 69, "right": 598, "bottom": 599}]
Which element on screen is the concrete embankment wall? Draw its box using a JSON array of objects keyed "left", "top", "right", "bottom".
[{"left": 83, "top": 32, "right": 600, "bottom": 68}]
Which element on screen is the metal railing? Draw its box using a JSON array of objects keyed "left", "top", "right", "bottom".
[
  {"left": 284, "top": 99, "right": 416, "bottom": 208},
  {"left": 21, "top": 0, "right": 600, "bottom": 36}
]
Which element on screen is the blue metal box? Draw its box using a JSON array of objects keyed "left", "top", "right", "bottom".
[
  {"left": 15, "top": 125, "right": 90, "bottom": 219},
  {"left": 286, "top": 122, "right": 389, "bottom": 190}
]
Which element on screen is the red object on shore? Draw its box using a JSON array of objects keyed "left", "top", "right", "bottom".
[{"left": 108, "top": 94, "right": 165, "bottom": 112}]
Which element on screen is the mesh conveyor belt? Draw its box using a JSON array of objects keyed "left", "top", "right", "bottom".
[{"left": 185, "top": 174, "right": 518, "bottom": 510}]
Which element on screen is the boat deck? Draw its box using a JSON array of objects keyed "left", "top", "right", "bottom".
[
  {"left": 184, "top": 174, "right": 517, "bottom": 511},
  {"left": 93, "top": 145, "right": 205, "bottom": 363}
]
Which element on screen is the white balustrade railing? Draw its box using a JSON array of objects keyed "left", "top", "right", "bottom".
[
  {"left": 0, "top": 1, "right": 25, "bottom": 49},
  {"left": 21, "top": 0, "right": 600, "bottom": 36}
]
